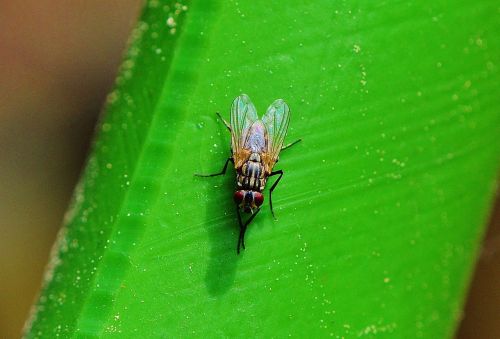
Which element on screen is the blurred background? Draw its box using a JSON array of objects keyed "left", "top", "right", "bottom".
[{"left": 0, "top": 1, "right": 497, "bottom": 338}]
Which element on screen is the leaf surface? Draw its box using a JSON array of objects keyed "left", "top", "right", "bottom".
[{"left": 26, "top": 0, "right": 499, "bottom": 337}]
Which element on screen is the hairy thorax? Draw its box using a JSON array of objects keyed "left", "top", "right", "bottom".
[{"left": 237, "top": 153, "right": 267, "bottom": 191}]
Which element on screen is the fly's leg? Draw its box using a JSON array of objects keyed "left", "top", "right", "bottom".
[
  {"left": 237, "top": 207, "right": 260, "bottom": 254},
  {"left": 194, "top": 112, "right": 232, "bottom": 176},
  {"left": 216, "top": 112, "right": 231, "bottom": 132},
  {"left": 274, "top": 140, "right": 301, "bottom": 164},
  {"left": 236, "top": 207, "right": 244, "bottom": 254},
  {"left": 194, "top": 157, "right": 233, "bottom": 177},
  {"left": 268, "top": 170, "right": 284, "bottom": 220},
  {"left": 281, "top": 138, "right": 302, "bottom": 151}
]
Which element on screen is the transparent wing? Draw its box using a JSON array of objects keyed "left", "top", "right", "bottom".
[
  {"left": 261, "top": 99, "right": 290, "bottom": 169},
  {"left": 230, "top": 94, "right": 258, "bottom": 155}
]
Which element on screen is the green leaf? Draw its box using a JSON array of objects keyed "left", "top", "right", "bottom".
[{"left": 26, "top": 0, "right": 499, "bottom": 337}]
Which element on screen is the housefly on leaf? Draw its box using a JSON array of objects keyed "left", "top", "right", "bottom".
[{"left": 195, "top": 94, "right": 300, "bottom": 254}]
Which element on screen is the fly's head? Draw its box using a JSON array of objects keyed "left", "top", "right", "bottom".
[{"left": 233, "top": 190, "right": 264, "bottom": 213}]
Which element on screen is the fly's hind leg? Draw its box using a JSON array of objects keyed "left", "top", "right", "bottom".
[
  {"left": 281, "top": 138, "right": 302, "bottom": 151},
  {"left": 216, "top": 112, "right": 231, "bottom": 132},
  {"left": 268, "top": 170, "right": 284, "bottom": 220},
  {"left": 194, "top": 157, "right": 233, "bottom": 177}
]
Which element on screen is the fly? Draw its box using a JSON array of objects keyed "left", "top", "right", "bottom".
[{"left": 196, "top": 94, "right": 300, "bottom": 254}]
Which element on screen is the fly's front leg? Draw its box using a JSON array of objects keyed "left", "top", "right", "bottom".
[
  {"left": 281, "top": 138, "right": 302, "bottom": 151},
  {"left": 216, "top": 112, "right": 231, "bottom": 132},
  {"left": 237, "top": 207, "right": 260, "bottom": 254},
  {"left": 236, "top": 207, "right": 244, "bottom": 254},
  {"left": 194, "top": 157, "right": 233, "bottom": 177},
  {"left": 268, "top": 170, "right": 284, "bottom": 220}
]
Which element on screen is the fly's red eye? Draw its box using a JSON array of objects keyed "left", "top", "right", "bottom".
[
  {"left": 233, "top": 191, "right": 244, "bottom": 204},
  {"left": 254, "top": 192, "right": 264, "bottom": 206}
]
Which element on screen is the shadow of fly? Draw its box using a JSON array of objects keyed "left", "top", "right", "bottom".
[{"left": 195, "top": 94, "right": 300, "bottom": 254}]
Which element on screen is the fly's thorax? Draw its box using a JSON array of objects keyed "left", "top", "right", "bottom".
[
  {"left": 237, "top": 154, "right": 267, "bottom": 191},
  {"left": 236, "top": 174, "right": 267, "bottom": 192},
  {"left": 248, "top": 153, "right": 261, "bottom": 162},
  {"left": 241, "top": 158, "right": 263, "bottom": 179}
]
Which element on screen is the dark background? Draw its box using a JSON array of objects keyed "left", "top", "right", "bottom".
[{"left": 0, "top": 1, "right": 497, "bottom": 337}]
